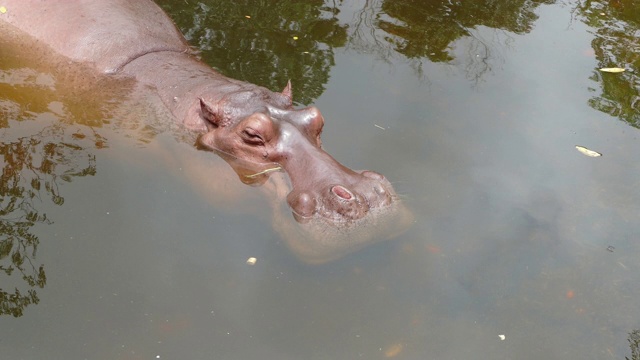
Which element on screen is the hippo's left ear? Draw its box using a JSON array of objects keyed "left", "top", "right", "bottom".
[
  {"left": 199, "top": 98, "right": 227, "bottom": 127},
  {"left": 281, "top": 80, "right": 293, "bottom": 106}
]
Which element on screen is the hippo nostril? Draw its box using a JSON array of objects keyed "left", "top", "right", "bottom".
[
  {"left": 331, "top": 185, "right": 353, "bottom": 200},
  {"left": 361, "top": 170, "right": 384, "bottom": 181}
]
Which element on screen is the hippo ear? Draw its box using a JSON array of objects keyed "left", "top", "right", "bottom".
[
  {"left": 281, "top": 80, "right": 293, "bottom": 106},
  {"left": 199, "top": 98, "right": 225, "bottom": 127}
]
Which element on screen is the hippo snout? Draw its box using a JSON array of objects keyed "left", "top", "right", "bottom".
[{"left": 286, "top": 170, "right": 395, "bottom": 223}]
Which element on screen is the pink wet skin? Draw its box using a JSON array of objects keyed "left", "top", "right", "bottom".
[{"left": 195, "top": 81, "right": 396, "bottom": 224}]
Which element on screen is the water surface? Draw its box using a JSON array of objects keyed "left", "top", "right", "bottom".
[{"left": 1, "top": 0, "right": 639, "bottom": 359}]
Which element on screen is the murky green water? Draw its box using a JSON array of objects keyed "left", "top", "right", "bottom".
[{"left": 2, "top": 0, "right": 640, "bottom": 359}]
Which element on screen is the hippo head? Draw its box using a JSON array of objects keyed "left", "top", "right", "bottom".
[{"left": 195, "top": 81, "right": 398, "bottom": 225}]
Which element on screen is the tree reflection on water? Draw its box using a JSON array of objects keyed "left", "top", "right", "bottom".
[
  {"left": 575, "top": 0, "right": 640, "bottom": 128},
  {"left": 156, "top": 0, "right": 348, "bottom": 106},
  {"left": 0, "top": 123, "right": 98, "bottom": 317},
  {"left": 628, "top": 329, "right": 640, "bottom": 360},
  {"left": 1, "top": 22, "right": 131, "bottom": 317}
]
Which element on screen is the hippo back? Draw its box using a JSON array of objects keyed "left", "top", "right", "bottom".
[{"left": 1, "top": 0, "right": 190, "bottom": 73}]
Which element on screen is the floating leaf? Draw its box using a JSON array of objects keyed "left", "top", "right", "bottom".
[
  {"left": 575, "top": 145, "right": 602, "bottom": 157},
  {"left": 599, "top": 67, "right": 625, "bottom": 73},
  {"left": 383, "top": 342, "right": 404, "bottom": 358}
]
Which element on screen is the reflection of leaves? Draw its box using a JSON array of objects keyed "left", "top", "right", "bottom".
[
  {"left": 348, "top": 0, "right": 553, "bottom": 81},
  {"left": 2, "top": 17, "right": 168, "bottom": 317},
  {"left": 351, "top": 0, "right": 553, "bottom": 61},
  {"left": 0, "top": 124, "right": 97, "bottom": 317},
  {"left": 0, "top": 217, "right": 47, "bottom": 317},
  {"left": 628, "top": 329, "right": 640, "bottom": 360},
  {"left": 157, "top": 0, "right": 347, "bottom": 105},
  {"left": 624, "top": 329, "right": 640, "bottom": 360},
  {"left": 577, "top": 0, "right": 640, "bottom": 129},
  {"left": 157, "top": 0, "right": 554, "bottom": 94},
  {"left": 0, "top": 288, "right": 40, "bottom": 318}
]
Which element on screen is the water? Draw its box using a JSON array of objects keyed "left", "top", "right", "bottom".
[{"left": 2, "top": 0, "right": 640, "bottom": 359}]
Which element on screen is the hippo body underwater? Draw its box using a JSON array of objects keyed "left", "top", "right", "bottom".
[{"left": 0, "top": 0, "right": 412, "bottom": 263}]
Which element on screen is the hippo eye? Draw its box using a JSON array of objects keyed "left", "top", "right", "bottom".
[{"left": 241, "top": 128, "right": 265, "bottom": 145}]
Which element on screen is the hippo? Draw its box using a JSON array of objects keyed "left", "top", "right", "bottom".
[{"left": 0, "top": 0, "right": 412, "bottom": 263}]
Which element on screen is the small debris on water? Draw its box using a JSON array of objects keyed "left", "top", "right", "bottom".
[
  {"left": 498, "top": 334, "right": 506, "bottom": 340},
  {"left": 246, "top": 257, "right": 257, "bottom": 265},
  {"left": 606, "top": 245, "right": 615, "bottom": 252},
  {"left": 374, "top": 124, "right": 386, "bottom": 130},
  {"left": 575, "top": 145, "right": 602, "bottom": 157}
]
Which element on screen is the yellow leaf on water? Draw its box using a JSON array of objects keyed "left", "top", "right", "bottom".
[
  {"left": 383, "top": 343, "right": 404, "bottom": 358},
  {"left": 599, "top": 67, "right": 625, "bottom": 73},
  {"left": 0, "top": 6, "right": 7, "bottom": 14},
  {"left": 575, "top": 145, "right": 602, "bottom": 157}
]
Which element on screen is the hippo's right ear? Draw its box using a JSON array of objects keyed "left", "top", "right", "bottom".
[
  {"left": 281, "top": 80, "right": 293, "bottom": 106},
  {"left": 199, "top": 98, "right": 226, "bottom": 127}
]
